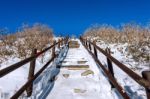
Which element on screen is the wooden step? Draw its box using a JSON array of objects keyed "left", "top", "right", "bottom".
[
  {"left": 61, "top": 65, "right": 89, "bottom": 70},
  {"left": 69, "top": 45, "right": 80, "bottom": 48},
  {"left": 62, "top": 61, "right": 87, "bottom": 64},
  {"left": 69, "top": 41, "right": 80, "bottom": 48},
  {"left": 77, "top": 61, "right": 87, "bottom": 64}
]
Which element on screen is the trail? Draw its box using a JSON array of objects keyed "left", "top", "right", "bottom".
[{"left": 46, "top": 39, "right": 118, "bottom": 99}]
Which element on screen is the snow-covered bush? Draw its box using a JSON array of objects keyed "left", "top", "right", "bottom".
[
  {"left": 0, "top": 29, "right": 16, "bottom": 63},
  {"left": 15, "top": 23, "right": 54, "bottom": 58},
  {"left": 83, "top": 22, "right": 150, "bottom": 62},
  {"left": 0, "top": 23, "right": 54, "bottom": 61}
]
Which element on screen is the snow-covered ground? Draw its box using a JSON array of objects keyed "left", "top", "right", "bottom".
[
  {"left": 0, "top": 50, "right": 52, "bottom": 99},
  {"left": 96, "top": 42, "right": 149, "bottom": 74},
  {"left": 95, "top": 41, "right": 149, "bottom": 99},
  {"left": 47, "top": 39, "right": 119, "bottom": 99},
  {"left": 0, "top": 38, "right": 149, "bottom": 99},
  {"left": 0, "top": 38, "right": 60, "bottom": 99}
]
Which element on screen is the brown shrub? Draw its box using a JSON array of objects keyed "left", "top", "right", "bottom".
[
  {"left": 0, "top": 23, "right": 54, "bottom": 59},
  {"left": 83, "top": 23, "right": 150, "bottom": 62}
]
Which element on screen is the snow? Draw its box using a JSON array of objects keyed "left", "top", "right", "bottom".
[
  {"left": 0, "top": 50, "right": 53, "bottom": 98},
  {"left": 96, "top": 41, "right": 148, "bottom": 99},
  {"left": 0, "top": 38, "right": 149, "bottom": 99},
  {"left": 47, "top": 39, "right": 118, "bottom": 99},
  {"left": 29, "top": 44, "right": 68, "bottom": 99}
]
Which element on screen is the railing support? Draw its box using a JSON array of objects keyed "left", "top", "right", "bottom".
[
  {"left": 106, "top": 48, "right": 115, "bottom": 88},
  {"left": 142, "top": 71, "right": 150, "bottom": 99},
  {"left": 89, "top": 42, "right": 92, "bottom": 50},
  {"left": 26, "top": 49, "right": 37, "bottom": 97},
  {"left": 93, "top": 41, "right": 97, "bottom": 58},
  {"left": 52, "top": 40, "right": 56, "bottom": 57},
  {"left": 58, "top": 39, "right": 60, "bottom": 49},
  {"left": 83, "top": 38, "right": 85, "bottom": 45},
  {"left": 61, "top": 38, "right": 63, "bottom": 46},
  {"left": 85, "top": 39, "right": 88, "bottom": 47}
]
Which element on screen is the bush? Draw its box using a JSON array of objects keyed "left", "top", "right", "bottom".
[
  {"left": 0, "top": 23, "right": 54, "bottom": 59},
  {"left": 16, "top": 23, "right": 54, "bottom": 58},
  {"left": 83, "top": 22, "right": 150, "bottom": 62}
]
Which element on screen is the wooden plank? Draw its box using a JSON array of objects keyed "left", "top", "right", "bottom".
[
  {"left": 69, "top": 40, "right": 80, "bottom": 48},
  {"left": 69, "top": 45, "right": 80, "bottom": 48},
  {"left": 61, "top": 65, "right": 89, "bottom": 70},
  {"left": 62, "top": 61, "right": 87, "bottom": 64},
  {"left": 77, "top": 61, "right": 87, "bottom": 64}
]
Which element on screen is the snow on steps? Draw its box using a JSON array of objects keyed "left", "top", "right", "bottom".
[
  {"left": 61, "top": 65, "right": 89, "bottom": 70},
  {"left": 46, "top": 39, "right": 118, "bottom": 99}
]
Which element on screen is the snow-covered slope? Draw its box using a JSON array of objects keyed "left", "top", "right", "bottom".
[
  {"left": 0, "top": 51, "right": 52, "bottom": 99},
  {"left": 0, "top": 37, "right": 60, "bottom": 99},
  {"left": 96, "top": 42, "right": 148, "bottom": 99},
  {"left": 47, "top": 39, "right": 119, "bottom": 99},
  {"left": 0, "top": 38, "right": 148, "bottom": 99}
]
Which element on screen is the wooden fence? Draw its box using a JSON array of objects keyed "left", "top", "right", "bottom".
[
  {"left": 80, "top": 37, "right": 150, "bottom": 99},
  {"left": 0, "top": 37, "right": 68, "bottom": 99}
]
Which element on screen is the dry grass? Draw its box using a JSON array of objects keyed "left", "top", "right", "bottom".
[
  {"left": 83, "top": 23, "right": 150, "bottom": 62},
  {"left": 0, "top": 23, "right": 54, "bottom": 61}
]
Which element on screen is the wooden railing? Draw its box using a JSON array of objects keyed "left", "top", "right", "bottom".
[
  {"left": 0, "top": 37, "right": 69, "bottom": 99},
  {"left": 80, "top": 37, "right": 150, "bottom": 99}
]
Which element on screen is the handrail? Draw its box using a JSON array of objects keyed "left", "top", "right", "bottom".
[
  {"left": 80, "top": 37, "right": 150, "bottom": 99},
  {"left": 0, "top": 38, "right": 66, "bottom": 78},
  {"left": 89, "top": 41, "right": 150, "bottom": 88},
  {"left": 83, "top": 44, "right": 130, "bottom": 98},
  {"left": 11, "top": 55, "right": 57, "bottom": 99},
  {"left": 0, "top": 37, "right": 69, "bottom": 99}
]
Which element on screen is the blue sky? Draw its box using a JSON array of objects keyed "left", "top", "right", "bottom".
[{"left": 0, "top": 0, "right": 150, "bottom": 36}]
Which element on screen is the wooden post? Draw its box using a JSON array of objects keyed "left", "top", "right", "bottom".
[
  {"left": 93, "top": 41, "right": 98, "bottom": 58},
  {"left": 58, "top": 39, "right": 60, "bottom": 49},
  {"left": 82, "top": 39, "right": 85, "bottom": 45},
  {"left": 142, "top": 71, "right": 150, "bottom": 99},
  {"left": 85, "top": 39, "right": 88, "bottom": 47},
  {"left": 106, "top": 48, "right": 115, "bottom": 88},
  {"left": 52, "top": 40, "right": 56, "bottom": 57},
  {"left": 26, "top": 49, "right": 37, "bottom": 97},
  {"left": 89, "top": 42, "right": 91, "bottom": 50},
  {"left": 60, "top": 38, "right": 63, "bottom": 46}
]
